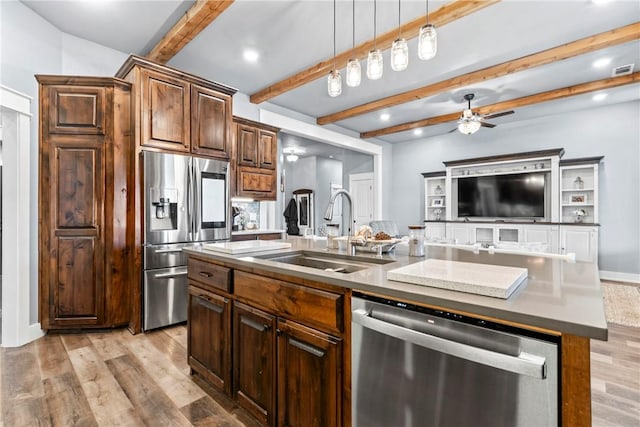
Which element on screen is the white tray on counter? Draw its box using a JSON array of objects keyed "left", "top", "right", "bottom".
[
  {"left": 202, "top": 240, "right": 291, "bottom": 254},
  {"left": 387, "top": 259, "right": 528, "bottom": 299}
]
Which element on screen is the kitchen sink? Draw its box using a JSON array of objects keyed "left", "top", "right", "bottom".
[{"left": 254, "top": 250, "right": 393, "bottom": 274}]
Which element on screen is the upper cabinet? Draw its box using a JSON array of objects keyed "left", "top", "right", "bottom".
[
  {"left": 116, "top": 55, "right": 236, "bottom": 160},
  {"left": 233, "top": 116, "right": 280, "bottom": 200}
]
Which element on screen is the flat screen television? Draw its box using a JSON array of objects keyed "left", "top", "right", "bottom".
[{"left": 457, "top": 173, "right": 546, "bottom": 218}]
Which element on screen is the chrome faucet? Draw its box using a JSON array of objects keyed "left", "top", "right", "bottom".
[{"left": 323, "top": 189, "right": 356, "bottom": 255}]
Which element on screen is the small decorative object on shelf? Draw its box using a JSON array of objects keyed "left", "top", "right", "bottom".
[
  {"left": 573, "top": 208, "right": 587, "bottom": 223},
  {"left": 570, "top": 194, "right": 587, "bottom": 204},
  {"left": 434, "top": 208, "right": 442, "bottom": 221},
  {"left": 434, "top": 184, "right": 443, "bottom": 195},
  {"left": 573, "top": 176, "right": 584, "bottom": 189},
  {"left": 432, "top": 198, "right": 444, "bottom": 207}
]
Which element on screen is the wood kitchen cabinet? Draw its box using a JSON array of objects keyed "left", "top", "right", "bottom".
[
  {"left": 234, "top": 116, "right": 279, "bottom": 200},
  {"left": 233, "top": 301, "right": 276, "bottom": 426},
  {"left": 37, "top": 75, "right": 133, "bottom": 330},
  {"left": 188, "top": 284, "right": 232, "bottom": 394},
  {"left": 116, "top": 55, "right": 235, "bottom": 160},
  {"left": 186, "top": 256, "right": 346, "bottom": 427},
  {"left": 277, "top": 318, "right": 342, "bottom": 427}
]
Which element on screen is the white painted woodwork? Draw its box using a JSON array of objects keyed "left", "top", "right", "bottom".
[{"left": 349, "top": 172, "right": 374, "bottom": 229}]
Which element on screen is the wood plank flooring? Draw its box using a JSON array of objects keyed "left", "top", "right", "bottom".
[{"left": 1, "top": 322, "right": 638, "bottom": 426}]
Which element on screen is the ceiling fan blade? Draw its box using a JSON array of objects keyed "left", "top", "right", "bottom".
[
  {"left": 483, "top": 110, "right": 514, "bottom": 120},
  {"left": 480, "top": 122, "right": 496, "bottom": 128}
]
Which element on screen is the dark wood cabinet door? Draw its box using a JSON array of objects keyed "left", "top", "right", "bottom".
[
  {"left": 237, "top": 123, "right": 258, "bottom": 167},
  {"left": 48, "top": 86, "right": 106, "bottom": 135},
  {"left": 191, "top": 85, "right": 231, "bottom": 159},
  {"left": 277, "top": 319, "right": 342, "bottom": 427},
  {"left": 237, "top": 167, "right": 276, "bottom": 200},
  {"left": 49, "top": 146, "right": 105, "bottom": 326},
  {"left": 233, "top": 301, "right": 276, "bottom": 426},
  {"left": 188, "top": 285, "right": 231, "bottom": 393},
  {"left": 141, "top": 69, "right": 190, "bottom": 152},
  {"left": 258, "top": 129, "right": 277, "bottom": 170}
]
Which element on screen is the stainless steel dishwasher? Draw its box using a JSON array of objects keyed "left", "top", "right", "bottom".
[{"left": 352, "top": 293, "right": 559, "bottom": 427}]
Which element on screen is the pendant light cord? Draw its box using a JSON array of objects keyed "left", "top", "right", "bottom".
[
  {"left": 373, "top": 0, "right": 377, "bottom": 49},
  {"left": 398, "top": 0, "right": 401, "bottom": 38},
  {"left": 352, "top": 0, "right": 355, "bottom": 48},
  {"left": 426, "top": 0, "right": 429, "bottom": 24},
  {"left": 333, "top": 0, "right": 336, "bottom": 69}
]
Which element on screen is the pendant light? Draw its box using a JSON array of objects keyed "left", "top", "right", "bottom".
[
  {"left": 391, "top": 0, "right": 408, "bottom": 71},
  {"left": 328, "top": 0, "right": 342, "bottom": 97},
  {"left": 346, "top": 0, "right": 361, "bottom": 87},
  {"left": 418, "top": 0, "right": 437, "bottom": 60},
  {"left": 367, "top": 0, "right": 383, "bottom": 80}
]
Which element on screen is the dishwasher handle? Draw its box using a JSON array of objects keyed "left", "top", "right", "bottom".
[{"left": 352, "top": 309, "right": 547, "bottom": 379}]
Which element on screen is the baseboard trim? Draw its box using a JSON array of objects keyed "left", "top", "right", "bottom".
[{"left": 599, "top": 270, "right": 640, "bottom": 285}]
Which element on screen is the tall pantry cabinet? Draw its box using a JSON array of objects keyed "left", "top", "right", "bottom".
[{"left": 37, "top": 76, "right": 133, "bottom": 330}]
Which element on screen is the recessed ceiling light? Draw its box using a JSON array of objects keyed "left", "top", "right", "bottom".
[
  {"left": 592, "top": 93, "right": 607, "bottom": 102},
  {"left": 592, "top": 58, "right": 611, "bottom": 68},
  {"left": 380, "top": 113, "right": 390, "bottom": 121},
  {"left": 329, "top": 155, "right": 334, "bottom": 159},
  {"left": 413, "top": 129, "right": 423, "bottom": 136},
  {"left": 243, "top": 49, "right": 259, "bottom": 63}
]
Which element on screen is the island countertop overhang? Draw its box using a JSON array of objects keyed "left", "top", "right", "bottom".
[{"left": 184, "top": 238, "right": 608, "bottom": 341}]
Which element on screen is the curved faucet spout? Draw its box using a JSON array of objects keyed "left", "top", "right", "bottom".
[{"left": 323, "top": 189, "right": 356, "bottom": 255}]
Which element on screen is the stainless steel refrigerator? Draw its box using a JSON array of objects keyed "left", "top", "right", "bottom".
[{"left": 143, "top": 151, "right": 230, "bottom": 330}]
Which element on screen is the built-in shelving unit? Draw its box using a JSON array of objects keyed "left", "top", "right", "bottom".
[
  {"left": 422, "top": 171, "right": 446, "bottom": 221},
  {"left": 421, "top": 150, "right": 603, "bottom": 263},
  {"left": 559, "top": 157, "right": 602, "bottom": 224}
]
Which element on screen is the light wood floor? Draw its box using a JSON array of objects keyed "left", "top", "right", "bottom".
[{"left": 1, "top": 322, "right": 638, "bottom": 426}]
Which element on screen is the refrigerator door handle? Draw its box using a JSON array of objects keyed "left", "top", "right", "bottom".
[
  {"left": 186, "top": 158, "right": 194, "bottom": 237},
  {"left": 193, "top": 159, "right": 201, "bottom": 235}
]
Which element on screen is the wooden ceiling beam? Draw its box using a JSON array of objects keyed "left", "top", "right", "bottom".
[
  {"left": 146, "top": 0, "right": 234, "bottom": 64},
  {"left": 249, "top": 0, "right": 499, "bottom": 104},
  {"left": 320, "top": 22, "right": 640, "bottom": 126},
  {"left": 360, "top": 72, "right": 640, "bottom": 139}
]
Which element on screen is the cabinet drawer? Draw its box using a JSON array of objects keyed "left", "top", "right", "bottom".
[
  {"left": 188, "top": 257, "right": 232, "bottom": 293},
  {"left": 234, "top": 271, "right": 343, "bottom": 334}
]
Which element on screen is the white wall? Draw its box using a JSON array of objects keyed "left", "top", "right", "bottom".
[{"left": 389, "top": 101, "right": 640, "bottom": 275}]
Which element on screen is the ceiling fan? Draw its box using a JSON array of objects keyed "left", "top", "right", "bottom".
[{"left": 454, "top": 94, "right": 514, "bottom": 135}]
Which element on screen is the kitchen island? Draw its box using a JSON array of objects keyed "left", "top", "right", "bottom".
[{"left": 184, "top": 238, "right": 607, "bottom": 427}]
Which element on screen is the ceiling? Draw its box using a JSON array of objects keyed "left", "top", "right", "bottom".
[{"left": 22, "top": 0, "right": 640, "bottom": 144}]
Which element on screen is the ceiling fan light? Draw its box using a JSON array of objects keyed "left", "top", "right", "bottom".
[
  {"left": 286, "top": 154, "right": 299, "bottom": 162},
  {"left": 346, "top": 58, "right": 361, "bottom": 87},
  {"left": 367, "top": 49, "right": 384, "bottom": 80},
  {"left": 418, "top": 24, "right": 437, "bottom": 60},
  {"left": 391, "top": 38, "right": 409, "bottom": 71},
  {"left": 327, "top": 70, "right": 342, "bottom": 97},
  {"left": 458, "top": 120, "right": 481, "bottom": 135}
]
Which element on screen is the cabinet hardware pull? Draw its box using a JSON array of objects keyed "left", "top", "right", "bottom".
[
  {"left": 240, "top": 316, "right": 270, "bottom": 332},
  {"left": 199, "top": 271, "right": 213, "bottom": 278},
  {"left": 196, "top": 295, "right": 223, "bottom": 313},
  {"left": 288, "top": 337, "right": 326, "bottom": 358}
]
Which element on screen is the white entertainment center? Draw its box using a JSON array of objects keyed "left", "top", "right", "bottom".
[{"left": 423, "top": 149, "right": 603, "bottom": 263}]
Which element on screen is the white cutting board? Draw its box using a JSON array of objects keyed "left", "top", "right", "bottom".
[
  {"left": 387, "top": 259, "right": 528, "bottom": 299},
  {"left": 202, "top": 240, "right": 291, "bottom": 254}
]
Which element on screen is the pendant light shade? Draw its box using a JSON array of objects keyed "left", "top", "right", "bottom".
[
  {"left": 327, "top": 0, "right": 341, "bottom": 97},
  {"left": 328, "top": 70, "right": 342, "bottom": 97},
  {"left": 346, "top": 58, "right": 361, "bottom": 87},
  {"left": 391, "top": 38, "right": 409, "bottom": 71},
  {"left": 367, "top": 49, "right": 384, "bottom": 80},
  {"left": 418, "top": 24, "right": 437, "bottom": 60},
  {"left": 346, "top": 0, "right": 361, "bottom": 87},
  {"left": 367, "top": 0, "right": 383, "bottom": 80}
]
